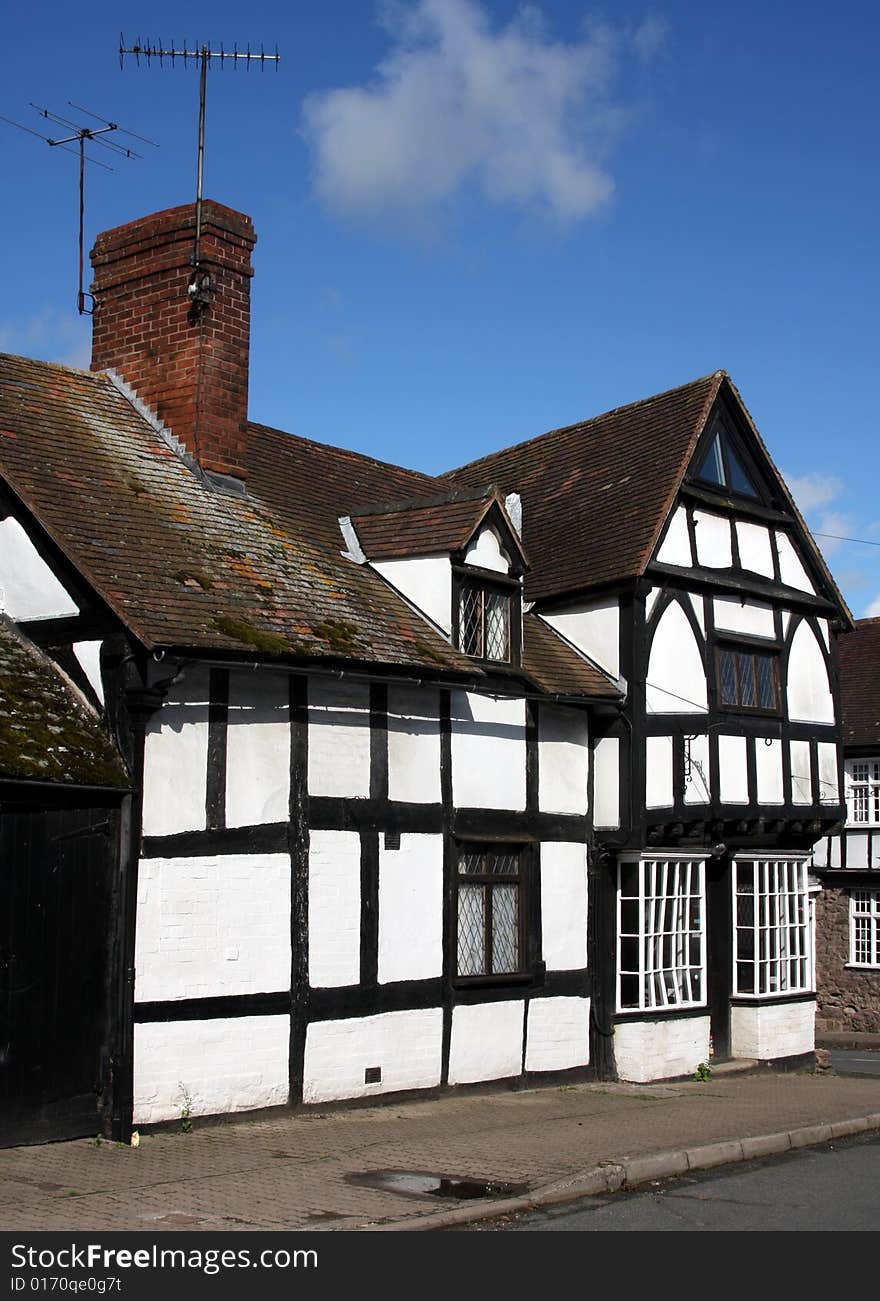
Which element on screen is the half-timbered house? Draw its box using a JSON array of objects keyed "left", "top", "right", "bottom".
[
  {"left": 0, "top": 199, "right": 850, "bottom": 1142},
  {"left": 811, "top": 618, "right": 880, "bottom": 1032}
]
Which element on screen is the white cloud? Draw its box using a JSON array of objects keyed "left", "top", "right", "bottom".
[
  {"left": 784, "top": 470, "right": 844, "bottom": 514},
  {"left": 302, "top": 0, "right": 661, "bottom": 233},
  {"left": 866, "top": 593, "right": 880, "bottom": 617}
]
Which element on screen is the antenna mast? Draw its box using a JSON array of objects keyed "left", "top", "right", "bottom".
[
  {"left": 1, "top": 103, "right": 156, "bottom": 314},
  {"left": 119, "top": 37, "right": 280, "bottom": 309}
]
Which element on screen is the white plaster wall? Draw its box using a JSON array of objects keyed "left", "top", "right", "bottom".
[
  {"left": 73, "top": 640, "right": 104, "bottom": 705},
  {"left": 688, "top": 593, "right": 706, "bottom": 632},
  {"left": 755, "top": 738, "right": 784, "bottom": 805},
  {"left": 373, "top": 556, "right": 452, "bottom": 634},
  {"left": 142, "top": 665, "right": 209, "bottom": 837},
  {"left": 525, "top": 997, "right": 590, "bottom": 1072},
  {"left": 538, "top": 704, "right": 589, "bottom": 815},
  {"left": 308, "top": 830, "right": 361, "bottom": 988},
  {"left": 448, "top": 1000, "right": 524, "bottom": 1084},
  {"left": 646, "top": 601, "right": 707, "bottom": 714},
  {"left": 786, "top": 621, "right": 834, "bottom": 724},
  {"left": 593, "top": 736, "right": 620, "bottom": 829},
  {"left": 133, "top": 1015, "right": 289, "bottom": 1125},
  {"left": 718, "top": 734, "right": 749, "bottom": 804},
  {"left": 736, "top": 521, "right": 775, "bottom": 578},
  {"left": 693, "top": 511, "right": 732, "bottom": 567},
  {"left": 463, "top": 527, "right": 511, "bottom": 574},
  {"left": 303, "top": 1008, "right": 443, "bottom": 1103},
  {"left": 684, "top": 733, "right": 711, "bottom": 804},
  {"left": 845, "top": 832, "right": 869, "bottom": 867},
  {"left": 817, "top": 742, "right": 839, "bottom": 804},
  {"left": 614, "top": 1016, "right": 711, "bottom": 1083},
  {"left": 0, "top": 516, "right": 79, "bottom": 620},
  {"left": 655, "top": 505, "right": 692, "bottom": 567},
  {"left": 712, "top": 597, "right": 775, "bottom": 639},
  {"left": 225, "top": 671, "right": 290, "bottom": 827},
  {"left": 539, "top": 597, "right": 619, "bottom": 680},
  {"left": 646, "top": 735, "right": 674, "bottom": 808},
  {"left": 135, "top": 853, "right": 291, "bottom": 1002},
  {"left": 645, "top": 586, "right": 661, "bottom": 621},
  {"left": 450, "top": 691, "right": 526, "bottom": 810},
  {"left": 378, "top": 834, "right": 443, "bottom": 984},
  {"left": 308, "top": 678, "right": 370, "bottom": 799},
  {"left": 790, "top": 739, "right": 813, "bottom": 804},
  {"left": 387, "top": 685, "right": 441, "bottom": 805},
  {"left": 817, "top": 618, "right": 830, "bottom": 649},
  {"left": 730, "top": 1000, "right": 815, "bottom": 1059},
  {"left": 776, "top": 533, "right": 815, "bottom": 593},
  {"left": 541, "top": 842, "right": 588, "bottom": 971}
]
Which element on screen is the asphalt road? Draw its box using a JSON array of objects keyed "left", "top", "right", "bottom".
[
  {"left": 829, "top": 1049, "right": 880, "bottom": 1076},
  {"left": 468, "top": 1132, "right": 880, "bottom": 1231}
]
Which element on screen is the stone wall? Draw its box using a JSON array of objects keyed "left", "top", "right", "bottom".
[{"left": 815, "top": 885, "right": 880, "bottom": 1033}]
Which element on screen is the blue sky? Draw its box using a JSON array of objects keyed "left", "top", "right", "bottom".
[{"left": 2, "top": 1, "right": 878, "bottom": 616}]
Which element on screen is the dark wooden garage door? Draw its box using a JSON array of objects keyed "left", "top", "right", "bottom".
[{"left": 1, "top": 803, "right": 118, "bottom": 1145}]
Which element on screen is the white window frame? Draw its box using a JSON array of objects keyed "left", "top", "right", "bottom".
[
  {"left": 732, "top": 854, "right": 813, "bottom": 998},
  {"left": 616, "top": 852, "right": 707, "bottom": 1013},
  {"left": 849, "top": 890, "right": 880, "bottom": 968},
  {"left": 845, "top": 758, "right": 880, "bottom": 826}
]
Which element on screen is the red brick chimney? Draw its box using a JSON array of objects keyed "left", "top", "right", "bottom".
[{"left": 90, "top": 201, "right": 256, "bottom": 481}]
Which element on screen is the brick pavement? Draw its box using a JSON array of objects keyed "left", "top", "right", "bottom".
[{"left": 1, "top": 1070, "right": 878, "bottom": 1232}]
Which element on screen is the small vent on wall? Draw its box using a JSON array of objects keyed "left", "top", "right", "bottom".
[
  {"left": 384, "top": 831, "right": 401, "bottom": 851},
  {"left": 364, "top": 1066, "right": 382, "bottom": 1084}
]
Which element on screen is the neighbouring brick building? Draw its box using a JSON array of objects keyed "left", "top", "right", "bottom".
[
  {"left": 812, "top": 618, "right": 880, "bottom": 1032},
  {"left": 0, "top": 198, "right": 851, "bottom": 1144}
]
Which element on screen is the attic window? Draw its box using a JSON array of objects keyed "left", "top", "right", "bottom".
[
  {"left": 695, "top": 429, "right": 757, "bottom": 498},
  {"left": 456, "top": 574, "right": 518, "bottom": 664}
]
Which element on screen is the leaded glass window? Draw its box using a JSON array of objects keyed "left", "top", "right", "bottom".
[
  {"left": 456, "top": 846, "right": 524, "bottom": 978},
  {"left": 717, "top": 646, "right": 779, "bottom": 713},
  {"left": 457, "top": 580, "right": 512, "bottom": 662}
]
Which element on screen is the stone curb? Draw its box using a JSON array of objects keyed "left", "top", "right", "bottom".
[{"left": 360, "top": 1112, "right": 880, "bottom": 1232}]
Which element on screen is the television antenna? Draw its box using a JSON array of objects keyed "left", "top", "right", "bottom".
[
  {"left": 119, "top": 37, "right": 280, "bottom": 310},
  {"left": 0, "top": 102, "right": 157, "bottom": 315}
]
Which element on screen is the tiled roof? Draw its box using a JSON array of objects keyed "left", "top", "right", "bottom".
[
  {"left": 0, "top": 617, "right": 128, "bottom": 787},
  {"left": 441, "top": 373, "right": 724, "bottom": 601},
  {"left": 0, "top": 354, "right": 472, "bottom": 676},
  {"left": 839, "top": 618, "right": 880, "bottom": 749},
  {"left": 350, "top": 495, "right": 504, "bottom": 561},
  {"left": 522, "top": 615, "right": 620, "bottom": 700}
]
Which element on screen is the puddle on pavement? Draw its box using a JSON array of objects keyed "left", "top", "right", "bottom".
[{"left": 348, "top": 1169, "right": 528, "bottom": 1201}]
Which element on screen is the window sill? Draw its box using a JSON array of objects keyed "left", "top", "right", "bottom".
[
  {"left": 845, "top": 963, "right": 880, "bottom": 972},
  {"left": 454, "top": 972, "right": 534, "bottom": 989}
]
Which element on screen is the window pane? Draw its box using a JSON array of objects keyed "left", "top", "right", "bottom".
[
  {"left": 696, "top": 434, "right": 725, "bottom": 486},
  {"left": 457, "top": 885, "right": 485, "bottom": 975},
  {"left": 726, "top": 446, "right": 757, "bottom": 497},
  {"left": 719, "top": 650, "right": 737, "bottom": 705},
  {"left": 756, "top": 655, "right": 776, "bottom": 709},
  {"left": 459, "top": 586, "right": 482, "bottom": 656},
  {"left": 491, "top": 885, "right": 519, "bottom": 973},
  {"left": 484, "top": 590, "right": 510, "bottom": 662},
  {"left": 737, "top": 652, "right": 757, "bottom": 706}
]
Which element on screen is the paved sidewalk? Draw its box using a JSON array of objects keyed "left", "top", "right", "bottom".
[{"left": 1, "top": 1067, "right": 878, "bottom": 1233}]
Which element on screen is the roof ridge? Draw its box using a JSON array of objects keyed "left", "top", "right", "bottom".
[
  {"left": 248, "top": 418, "right": 440, "bottom": 486},
  {"left": 441, "top": 371, "right": 727, "bottom": 480}
]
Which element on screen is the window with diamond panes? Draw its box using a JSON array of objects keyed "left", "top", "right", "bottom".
[
  {"left": 458, "top": 581, "right": 511, "bottom": 662},
  {"left": 847, "top": 760, "right": 880, "bottom": 825},
  {"left": 456, "top": 846, "right": 524, "bottom": 978},
  {"left": 717, "top": 646, "right": 779, "bottom": 713},
  {"left": 733, "top": 859, "right": 812, "bottom": 996},
  {"left": 617, "top": 856, "right": 706, "bottom": 1011},
  {"left": 850, "top": 891, "right": 880, "bottom": 967}
]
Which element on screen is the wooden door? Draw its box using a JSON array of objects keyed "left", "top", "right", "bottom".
[{"left": 0, "top": 803, "right": 118, "bottom": 1145}]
